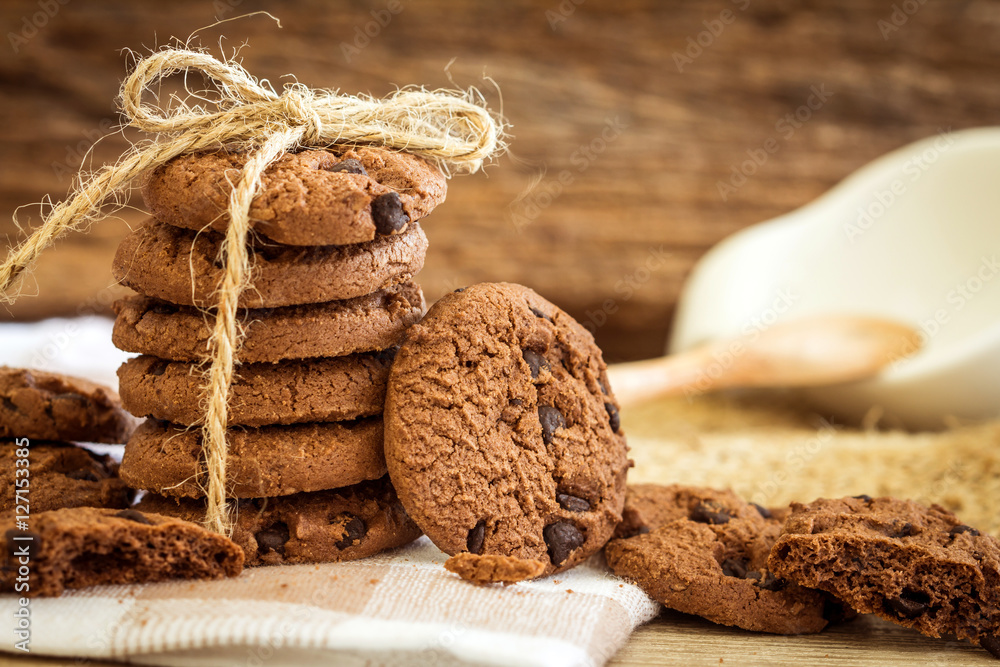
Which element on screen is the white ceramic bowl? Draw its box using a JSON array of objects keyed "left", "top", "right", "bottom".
[{"left": 670, "top": 128, "right": 1000, "bottom": 430}]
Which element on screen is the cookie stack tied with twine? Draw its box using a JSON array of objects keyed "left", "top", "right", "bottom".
[
  {"left": 115, "top": 146, "right": 447, "bottom": 567},
  {"left": 0, "top": 48, "right": 505, "bottom": 564}
]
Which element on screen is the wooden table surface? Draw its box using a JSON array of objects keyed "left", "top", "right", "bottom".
[
  {"left": 0, "top": 613, "right": 993, "bottom": 666},
  {"left": 2, "top": 0, "right": 999, "bottom": 361}
]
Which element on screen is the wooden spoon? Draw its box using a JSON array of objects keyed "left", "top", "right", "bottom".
[{"left": 606, "top": 315, "right": 922, "bottom": 406}]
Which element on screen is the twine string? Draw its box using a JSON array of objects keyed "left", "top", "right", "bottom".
[{"left": 0, "top": 47, "right": 504, "bottom": 535}]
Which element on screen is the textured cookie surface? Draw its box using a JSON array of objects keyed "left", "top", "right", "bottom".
[
  {"left": 120, "top": 418, "right": 387, "bottom": 499},
  {"left": 0, "top": 367, "right": 135, "bottom": 443},
  {"left": 0, "top": 507, "right": 243, "bottom": 597},
  {"left": 113, "top": 219, "right": 427, "bottom": 308},
  {"left": 118, "top": 351, "right": 394, "bottom": 427},
  {"left": 0, "top": 442, "right": 132, "bottom": 513},
  {"left": 444, "top": 553, "right": 547, "bottom": 585},
  {"left": 604, "top": 484, "right": 844, "bottom": 635},
  {"left": 138, "top": 476, "right": 421, "bottom": 567},
  {"left": 613, "top": 483, "right": 782, "bottom": 538},
  {"left": 112, "top": 281, "right": 424, "bottom": 363},
  {"left": 769, "top": 496, "right": 1000, "bottom": 655},
  {"left": 385, "top": 282, "right": 629, "bottom": 580},
  {"left": 141, "top": 146, "right": 446, "bottom": 246}
]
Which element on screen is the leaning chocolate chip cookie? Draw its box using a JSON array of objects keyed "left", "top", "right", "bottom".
[
  {"left": 0, "top": 367, "right": 135, "bottom": 443},
  {"left": 385, "top": 282, "right": 630, "bottom": 582},
  {"left": 768, "top": 496, "right": 1000, "bottom": 658},
  {"left": 0, "top": 442, "right": 132, "bottom": 513},
  {"left": 113, "top": 219, "right": 427, "bottom": 308},
  {"left": 1, "top": 507, "right": 243, "bottom": 597},
  {"left": 141, "top": 146, "right": 447, "bottom": 246},
  {"left": 605, "top": 484, "right": 846, "bottom": 635},
  {"left": 138, "top": 476, "right": 422, "bottom": 567}
]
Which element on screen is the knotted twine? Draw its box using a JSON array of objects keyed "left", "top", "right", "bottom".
[{"left": 0, "top": 48, "right": 504, "bottom": 535}]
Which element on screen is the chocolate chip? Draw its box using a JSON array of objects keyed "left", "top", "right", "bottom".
[
  {"left": 467, "top": 520, "right": 486, "bottom": 554},
  {"left": 67, "top": 469, "right": 100, "bottom": 482},
  {"left": 604, "top": 402, "right": 620, "bottom": 432},
  {"left": 114, "top": 509, "right": 154, "bottom": 525},
  {"left": 690, "top": 501, "right": 730, "bottom": 525},
  {"left": 557, "top": 494, "right": 591, "bottom": 512},
  {"left": 453, "top": 287, "right": 466, "bottom": 293},
  {"left": 852, "top": 494, "right": 873, "bottom": 502},
  {"left": 886, "top": 590, "right": 930, "bottom": 619},
  {"left": 538, "top": 406, "right": 566, "bottom": 444},
  {"left": 326, "top": 158, "right": 367, "bottom": 175},
  {"left": 721, "top": 557, "right": 748, "bottom": 579},
  {"left": 751, "top": 503, "right": 772, "bottom": 519},
  {"left": 597, "top": 379, "right": 608, "bottom": 395},
  {"left": 887, "top": 521, "right": 914, "bottom": 538},
  {"left": 950, "top": 524, "right": 981, "bottom": 537},
  {"left": 981, "top": 635, "right": 1000, "bottom": 659},
  {"left": 371, "top": 192, "right": 409, "bottom": 235},
  {"left": 748, "top": 570, "right": 787, "bottom": 592},
  {"left": 509, "top": 398, "right": 523, "bottom": 407},
  {"left": 256, "top": 521, "right": 290, "bottom": 556},
  {"left": 147, "top": 359, "right": 170, "bottom": 376},
  {"left": 0, "top": 396, "right": 16, "bottom": 412},
  {"left": 522, "top": 349, "right": 550, "bottom": 379},
  {"left": 334, "top": 515, "right": 367, "bottom": 550},
  {"left": 543, "top": 521, "right": 585, "bottom": 566},
  {"left": 530, "top": 306, "right": 553, "bottom": 322}
]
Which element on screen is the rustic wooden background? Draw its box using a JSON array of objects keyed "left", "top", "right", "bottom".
[{"left": 1, "top": 0, "right": 998, "bottom": 361}]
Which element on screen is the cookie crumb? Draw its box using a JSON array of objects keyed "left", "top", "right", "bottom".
[{"left": 444, "top": 553, "right": 546, "bottom": 585}]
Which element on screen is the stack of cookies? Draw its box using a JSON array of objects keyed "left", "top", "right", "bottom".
[{"left": 111, "top": 146, "right": 445, "bottom": 565}]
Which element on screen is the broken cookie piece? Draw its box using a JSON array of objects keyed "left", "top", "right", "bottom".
[
  {"left": 1, "top": 507, "right": 244, "bottom": 597},
  {"left": 444, "top": 552, "right": 547, "bottom": 585}
]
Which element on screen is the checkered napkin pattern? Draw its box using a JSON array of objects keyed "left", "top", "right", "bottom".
[{"left": 0, "top": 537, "right": 659, "bottom": 667}]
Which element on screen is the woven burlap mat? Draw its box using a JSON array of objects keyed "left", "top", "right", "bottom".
[{"left": 622, "top": 392, "right": 1000, "bottom": 536}]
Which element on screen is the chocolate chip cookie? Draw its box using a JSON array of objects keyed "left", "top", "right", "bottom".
[
  {"left": 113, "top": 219, "right": 428, "bottom": 308},
  {"left": 141, "top": 146, "right": 447, "bottom": 246},
  {"left": 604, "top": 484, "right": 845, "bottom": 634},
  {"left": 385, "top": 283, "right": 629, "bottom": 581},
  {"left": 1, "top": 507, "right": 243, "bottom": 597},
  {"left": 137, "top": 476, "right": 422, "bottom": 567},
  {"left": 0, "top": 367, "right": 135, "bottom": 443},
  {"left": 0, "top": 442, "right": 132, "bottom": 513},
  {"left": 120, "top": 417, "right": 387, "bottom": 498},
  {"left": 769, "top": 496, "right": 1000, "bottom": 657},
  {"left": 118, "top": 351, "right": 394, "bottom": 427},
  {"left": 112, "top": 281, "right": 425, "bottom": 363},
  {"left": 613, "top": 484, "right": 782, "bottom": 538}
]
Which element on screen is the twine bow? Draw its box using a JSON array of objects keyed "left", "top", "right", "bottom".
[{"left": 0, "top": 48, "right": 504, "bottom": 534}]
